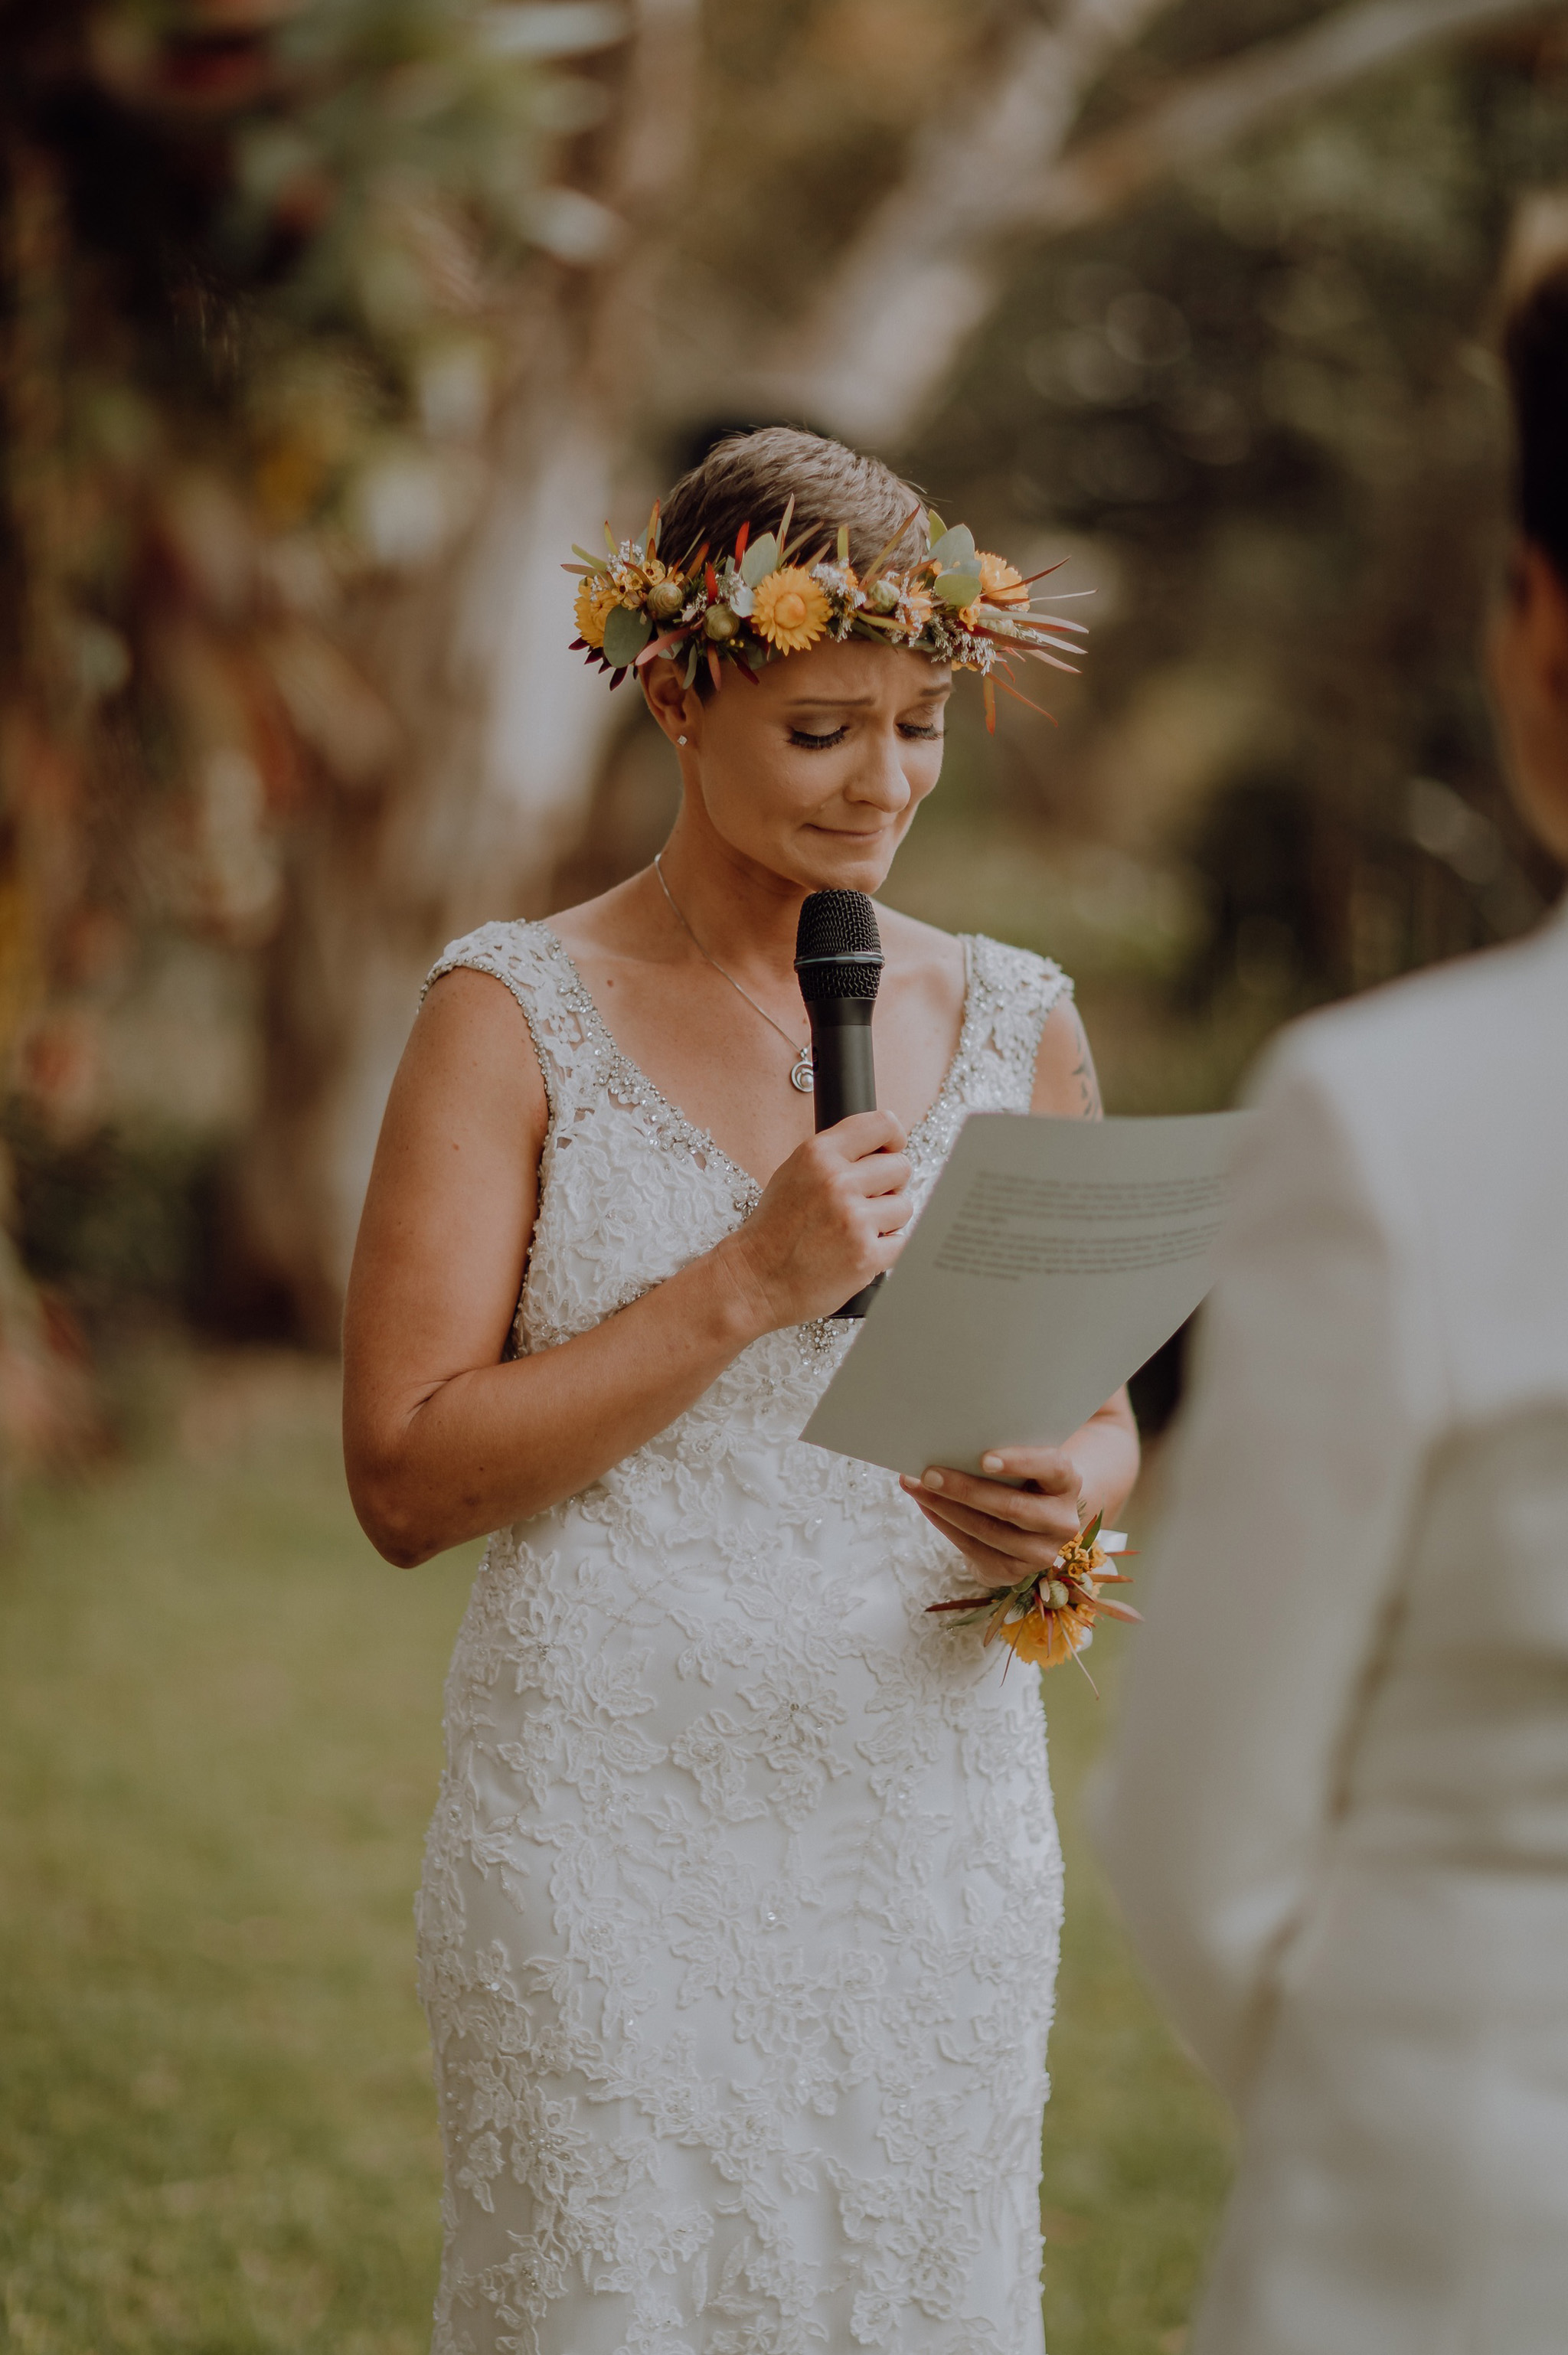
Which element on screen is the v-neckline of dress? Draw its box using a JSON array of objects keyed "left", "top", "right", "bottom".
[{"left": 537, "top": 923, "right": 978, "bottom": 1204}]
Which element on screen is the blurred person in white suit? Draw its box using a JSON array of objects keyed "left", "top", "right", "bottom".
[{"left": 1091, "top": 211, "right": 1568, "bottom": 2355}]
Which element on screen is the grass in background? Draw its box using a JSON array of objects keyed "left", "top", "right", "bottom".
[
  {"left": 0, "top": 1355, "right": 476, "bottom": 2354},
  {"left": 1040, "top": 1605, "right": 1235, "bottom": 2352},
  {"left": 0, "top": 1352, "right": 1230, "bottom": 2353}
]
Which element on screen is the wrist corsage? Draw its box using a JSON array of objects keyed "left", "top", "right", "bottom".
[{"left": 926, "top": 1514, "right": 1139, "bottom": 1691}]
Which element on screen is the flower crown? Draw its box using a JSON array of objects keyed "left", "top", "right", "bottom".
[{"left": 565, "top": 497, "right": 1086, "bottom": 730}]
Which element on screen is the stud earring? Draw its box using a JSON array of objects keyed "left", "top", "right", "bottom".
[{"left": 677, "top": 735, "right": 688, "bottom": 746}]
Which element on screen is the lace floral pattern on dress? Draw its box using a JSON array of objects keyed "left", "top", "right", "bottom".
[{"left": 415, "top": 922, "right": 1073, "bottom": 2355}]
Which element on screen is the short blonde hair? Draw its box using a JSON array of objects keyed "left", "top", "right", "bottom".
[{"left": 659, "top": 426, "right": 927, "bottom": 581}]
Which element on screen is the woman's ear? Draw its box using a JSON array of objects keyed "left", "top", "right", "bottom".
[{"left": 641, "top": 657, "right": 696, "bottom": 747}]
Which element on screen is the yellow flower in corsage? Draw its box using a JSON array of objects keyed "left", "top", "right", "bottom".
[{"left": 926, "top": 1512, "right": 1140, "bottom": 1693}]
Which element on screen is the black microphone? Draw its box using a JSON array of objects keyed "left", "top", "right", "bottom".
[{"left": 795, "top": 890, "right": 886, "bottom": 1319}]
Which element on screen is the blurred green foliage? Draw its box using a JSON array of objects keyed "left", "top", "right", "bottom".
[
  {"left": 0, "top": 0, "right": 603, "bottom": 1406},
  {"left": 0, "top": 0, "right": 599, "bottom": 1089},
  {"left": 3, "top": 0, "right": 570, "bottom": 622},
  {"left": 912, "top": 27, "right": 1568, "bottom": 1038},
  {"left": 1, "top": 1109, "right": 220, "bottom": 1325}
]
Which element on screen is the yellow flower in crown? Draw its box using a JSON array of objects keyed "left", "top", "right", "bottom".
[
  {"left": 574, "top": 573, "right": 621, "bottom": 649},
  {"left": 959, "top": 552, "right": 1032, "bottom": 630},
  {"left": 752, "top": 566, "right": 831, "bottom": 653},
  {"left": 978, "top": 551, "right": 1030, "bottom": 606}
]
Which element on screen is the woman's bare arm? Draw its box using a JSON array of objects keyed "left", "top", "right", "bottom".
[
  {"left": 342, "top": 969, "right": 912, "bottom": 1565},
  {"left": 900, "top": 995, "right": 1141, "bottom": 1579}
]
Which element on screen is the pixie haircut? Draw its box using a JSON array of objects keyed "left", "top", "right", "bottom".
[
  {"left": 1502, "top": 209, "right": 1568, "bottom": 586},
  {"left": 659, "top": 426, "right": 928, "bottom": 582}
]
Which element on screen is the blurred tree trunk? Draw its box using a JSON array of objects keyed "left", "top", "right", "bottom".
[
  {"left": 236, "top": 0, "right": 698, "bottom": 1337},
  {"left": 236, "top": 391, "right": 626, "bottom": 1337},
  {"left": 756, "top": 0, "right": 1182, "bottom": 443},
  {"left": 753, "top": 0, "right": 1558, "bottom": 441}
]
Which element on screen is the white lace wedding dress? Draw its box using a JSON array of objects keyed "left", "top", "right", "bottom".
[{"left": 416, "top": 919, "right": 1073, "bottom": 2355}]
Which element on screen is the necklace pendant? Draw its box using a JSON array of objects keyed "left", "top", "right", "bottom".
[{"left": 790, "top": 1050, "right": 815, "bottom": 1094}]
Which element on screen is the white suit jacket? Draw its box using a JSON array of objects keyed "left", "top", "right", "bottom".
[{"left": 1096, "top": 900, "right": 1568, "bottom": 2355}]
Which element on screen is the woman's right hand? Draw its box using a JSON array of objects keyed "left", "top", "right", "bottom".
[{"left": 718, "top": 1111, "right": 913, "bottom": 1333}]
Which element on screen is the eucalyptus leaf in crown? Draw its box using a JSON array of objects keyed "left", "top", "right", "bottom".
[{"left": 564, "top": 498, "right": 1088, "bottom": 730}]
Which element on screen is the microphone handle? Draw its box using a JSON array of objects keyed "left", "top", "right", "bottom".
[{"left": 807, "top": 998, "right": 884, "bottom": 1319}]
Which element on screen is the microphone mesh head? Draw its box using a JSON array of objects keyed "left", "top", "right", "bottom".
[
  {"left": 795, "top": 891, "right": 884, "bottom": 1001},
  {"left": 795, "top": 890, "right": 882, "bottom": 961}
]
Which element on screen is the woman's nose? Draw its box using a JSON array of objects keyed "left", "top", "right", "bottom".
[{"left": 847, "top": 733, "right": 914, "bottom": 812}]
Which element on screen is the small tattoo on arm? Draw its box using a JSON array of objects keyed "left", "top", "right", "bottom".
[{"left": 1071, "top": 1017, "right": 1102, "bottom": 1118}]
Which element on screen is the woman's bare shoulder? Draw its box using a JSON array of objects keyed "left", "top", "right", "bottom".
[
  {"left": 877, "top": 908, "right": 1094, "bottom": 1117},
  {"left": 1031, "top": 995, "right": 1101, "bottom": 1119},
  {"left": 411, "top": 964, "right": 547, "bottom": 1132}
]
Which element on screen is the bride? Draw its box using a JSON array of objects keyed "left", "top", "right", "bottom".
[{"left": 343, "top": 426, "right": 1139, "bottom": 2355}]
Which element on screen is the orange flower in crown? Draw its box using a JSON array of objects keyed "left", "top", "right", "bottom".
[
  {"left": 978, "top": 551, "right": 1031, "bottom": 606},
  {"left": 563, "top": 498, "right": 1089, "bottom": 731}
]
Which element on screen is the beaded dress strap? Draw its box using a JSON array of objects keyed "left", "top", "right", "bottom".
[
  {"left": 913, "top": 934, "right": 1073, "bottom": 1158},
  {"left": 423, "top": 919, "right": 590, "bottom": 1124}
]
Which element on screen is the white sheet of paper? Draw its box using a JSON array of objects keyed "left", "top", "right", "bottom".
[{"left": 801, "top": 1109, "right": 1256, "bottom": 1478}]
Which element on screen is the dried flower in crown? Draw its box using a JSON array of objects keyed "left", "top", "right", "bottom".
[
  {"left": 925, "top": 1513, "right": 1140, "bottom": 1690},
  {"left": 564, "top": 496, "right": 1088, "bottom": 732}
]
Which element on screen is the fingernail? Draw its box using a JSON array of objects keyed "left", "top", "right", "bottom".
[
  {"left": 922, "top": 1470, "right": 945, "bottom": 1491},
  {"left": 982, "top": 1453, "right": 1004, "bottom": 1474},
  {"left": 898, "top": 1474, "right": 917, "bottom": 1491}
]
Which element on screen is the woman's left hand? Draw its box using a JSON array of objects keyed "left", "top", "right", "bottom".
[{"left": 899, "top": 1447, "right": 1088, "bottom": 1589}]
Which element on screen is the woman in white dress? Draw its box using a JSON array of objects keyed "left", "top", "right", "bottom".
[{"left": 342, "top": 427, "right": 1139, "bottom": 2355}]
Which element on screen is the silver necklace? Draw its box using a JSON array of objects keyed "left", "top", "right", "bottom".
[{"left": 654, "top": 852, "right": 815, "bottom": 1094}]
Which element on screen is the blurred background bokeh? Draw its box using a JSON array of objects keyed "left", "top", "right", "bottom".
[{"left": 2, "top": 2, "right": 1566, "bottom": 2348}]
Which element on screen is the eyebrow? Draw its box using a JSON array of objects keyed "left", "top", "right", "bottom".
[{"left": 781, "top": 687, "right": 952, "bottom": 713}]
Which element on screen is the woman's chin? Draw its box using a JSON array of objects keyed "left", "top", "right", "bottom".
[{"left": 793, "top": 829, "right": 901, "bottom": 893}]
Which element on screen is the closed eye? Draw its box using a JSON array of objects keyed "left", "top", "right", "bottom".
[{"left": 789, "top": 720, "right": 945, "bottom": 748}]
